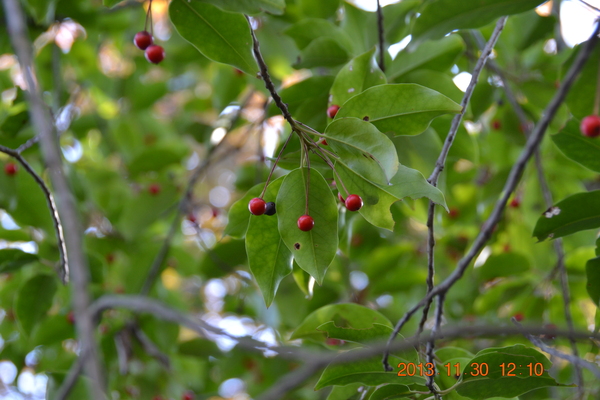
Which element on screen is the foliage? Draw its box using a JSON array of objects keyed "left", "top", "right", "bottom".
[{"left": 0, "top": 0, "right": 600, "bottom": 399}]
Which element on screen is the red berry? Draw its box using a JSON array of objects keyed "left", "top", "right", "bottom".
[
  {"left": 345, "top": 194, "right": 363, "bottom": 211},
  {"left": 337, "top": 192, "right": 345, "bottom": 203},
  {"left": 148, "top": 183, "right": 161, "bottom": 195},
  {"left": 448, "top": 208, "right": 460, "bottom": 219},
  {"left": 4, "top": 162, "right": 17, "bottom": 176},
  {"left": 187, "top": 214, "right": 197, "bottom": 223},
  {"left": 320, "top": 139, "right": 328, "bottom": 145},
  {"left": 145, "top": 45, "right": 165, "bottom": 64},
  {"left": 491, "top": 120, "right": 501, "bottom": 130},
  {"left": 182, "top": 391, "right": 195, "bottom": 400},
  {"left": 327, "top": 105, "right": 340, "bottom": 119},
  {"left": 509, "top": 198, "right": 520, "bottom": 208},
  {"left": 513, "top": 313, "right": 524, "bottom": 322},
  {"left": 297, "top": 215, "right": 314, "bottom": 231},
  {"left": 66, "top": 311, "right": 75, "bottom": 324},
  {"left": 325, "top": 338, "right": 344, "bottom": 345},
  {"left": 105, "top": 253, "right": 115, "bottom": 264},
  {"left": 543, "top": 323, "right": 557, "bottom": 340},
  {"left": 134, "top": 31, "right": 153, "bottom": 50},
  {"left": 580, "top": 115, "right": 600, "bottom": 137},
  {"left": 248, "top": 197, "right": 266, "bottom": 215}
]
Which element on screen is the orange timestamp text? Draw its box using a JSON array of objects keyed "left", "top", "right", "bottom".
[{"left": 397, "top": 362, "right": 545, "bottom": 377}]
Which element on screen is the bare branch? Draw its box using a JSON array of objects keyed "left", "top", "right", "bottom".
[
  {"left": 0, "top": 145, "right": 68, "bottom": 283},
  {"left": 2, "top": 0, "right": 105, "bottom": 397},
  {"left": 376, "top": 0, "right": 385, "bottom": 72},
  {"left": 384, "top": 20, "right": 600, "bottom": 371}
]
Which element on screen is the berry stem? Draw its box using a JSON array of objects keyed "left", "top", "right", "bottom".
[
  {"left": 259, "top": 129, "right": 294, "bottom": 199},
  {"left": 302, "top": 142, "right": 311, "bottom": 215},
  {"left": 144, "top": 0, "right": 153, "bottom": 34},
  {"left": 594, "top": 58, "right": 600, "bottom": 116}
]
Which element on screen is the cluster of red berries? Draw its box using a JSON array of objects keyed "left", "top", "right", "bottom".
[
  {"left": 580, "top": 115, "right": 600, "bottom": 137},
  {"left": 248, "top": 193, "right": 363, "bottom": 232},
  {"left": 134, "top": 31, "right": 164, "bottom": 64}
]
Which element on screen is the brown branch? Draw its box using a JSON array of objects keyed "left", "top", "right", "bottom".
[
  {"left": 2, "top": 0, "right": 105, "bottom": 397},
  {"left": 383, "top": 20, "right": 600, "bottom": 371},
  {"left": 376, "top": 0, "right": 385, "bottom": 72}
]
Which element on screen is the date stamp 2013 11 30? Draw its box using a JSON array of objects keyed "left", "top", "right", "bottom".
[{"left": 397, "top": 362, "right": 545, "bottom": 377}]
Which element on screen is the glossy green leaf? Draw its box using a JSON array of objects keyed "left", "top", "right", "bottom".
[
  {"left": 533, "top": 190, "right": 600, "bottom": 241},
  {"left": 586, "top": 256, "right": 600, "bottom": 307},
  {"left": 334, "top": 84, "right": 461, "bottom": 136},
  {"left": 335, "top": 163, "right": 446, "bottom": 230},
  {"left": 410, "top": 0, "right": 547, "bottom": 46},
  {"left": 285, "top": 18, "right": 353, "bottom": 52},
  {"left": 0, "top": 249, "right": 38, "bottom": 273},
  {"left": 15, "top": 274, "right": 57, "bottom": 335},
  {"left": 330, "top": 48, "right": 387, "bottom": 107},
  {"left": 315, "top": 350, "right": 425, "bottom": 390},
  {"left": 225, "top": 182, "right": 264, "bottom": 238},
  {"left": 195, "top": 0, "right": 285, "bottom": 15},
  {"left": 294, "top": 38, "right": 350, "bottom": 69},
  {"left": 394, "top": 70, "right": 464, "bottom": 104},
  {"left": 291, "top": 303, "right": 392, "bottom": 340},
  {"left": 383, "top": 0, "right": 420, "bottom": 44},
  {"left": 169, "top": 0, "right": 259, "bottom": 75},
  {"left": 246, "top": 177, "right": 292, "bottom": 306},
  {"left": 478, "top": 253, "right": 530, "bottom": 281},
  {"left": 551, "top": 119, "right": 600, "bottom": 173},
  {"left": 369, "top": 385, "right": 412, "bottom": 400},
  {"left": 456, "top": 344, "right": 560, "bottom": 399},
  {"left": 324, "top": 118, "right": 399, "bottom": 184},
  {"left": 277, "top": 168, "right": 338, "bottom": 284},
  {"left": 387, "top": 35, "right": 465, "bottom": 80},
  {"left": 298, "top": 0, "right": 340, "bottom": 19},
  {"left": 317, "top": 321, "right": 392, "bottom": 344}
]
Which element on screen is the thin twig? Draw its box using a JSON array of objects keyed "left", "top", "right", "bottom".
[
  {"left": 383, "top": 20, "right": 600, "bottom": 371},
  {"left": 473, "top": 29, "right": 585, "bottom": 395},
  {"left": 514, "top": 318, "right": 600, "bottom": 380},
  {"left": 417, "top": 17, "right": 507, "bottom": 383},
  {"left": 376, "top": 0, "right": 385, "bottom": 72},
  {"left": 2, "top": 0, "right": 105, "bottom": 397},
  {"left": 0, "top": 145, "right": 68, "bottom": 283},
  {"left": 54, "top": 353, "right": 85, "bottom": 400}
]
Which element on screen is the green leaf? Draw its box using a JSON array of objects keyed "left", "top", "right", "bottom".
[
  {"left": 551, "top": 119, "right": 600, "bottom": 173},
  {"left": 195, "top": 0, "right": 285, "bottom": 15},
  {"left": 246, "top": 177, "right": 292, "bottom": 306},
  {"left": 317, "top": 321, "right": 393, "bottom": 344},
  {"left": 335, "top": 163, "right": 446, "bottom": 230},
  {"left": 315, "top": 350, "right": 425, "bottom": 390},
  {"left": 586, "top": 256, "right": 600, "bottom": 307},
  {"left": 324, "top": 118, "right": 399, "bottom": 184},
  {"left": 0, "top": 249, "right": 38, "bottom": 273},
  {"left": 291, "top": 303, "right": 392, "bottom": 340},
  {"left": 387, "top": 35, "right": 465, "bottom": 80},
  {"left": 298, "top": 0, "right": 340, "bottom": 19},
  {"left": 368, "top": 385, "right": 412, "bottom": 400},
  {"left": 294, "top": 38, "right": 350, "bottom": 69},
  {"left": 46, "top": 372, "right": 92, "bottom": 400},
  {"left": 456, "top": 344, "right": 560, "bottom": 400},
  {"left": 327, "top": 383, "right": 364, "bottom": 400},
  {"left": 330, "top": 48, "right": 387, "bottom": 107},
  {"left": 277, "top": 168, "right": 338, "bottom": 284},
  {"left": 22, "top": 0, "right": 56, "bottom": 24},
  {"left": 334, "top": 84, "right": 461, "bottom": 136},
  {"left": 566, "top": 42, "right": 600, "bottom": 119},
  {"left": 478, "top": 253, "right": 530, "bottom": 281},
  {"left": 169, "top": 0, "right": 259, "bottom": 75},
  {"left": 225, "top": 182, "right": 264, "bottom": 239},
  {"left": 285, "top": 18, "right": 353, "bottom": 52},
  {"left": 410, "top": 0, "right": 547, "bottom": 46},
  {"left": 533, "top": 190, "right": 600, "bottom": 241},
  {"left": 198, "top": 239, "right": 247, "bottom": 278},
  {"left": 15, "top": 273, "right": 57, "bottom": 335}
]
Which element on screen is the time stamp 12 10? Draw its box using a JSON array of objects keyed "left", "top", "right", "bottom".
[{"left": 397, "top": 362, "right": 546, "bottom": 377}]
